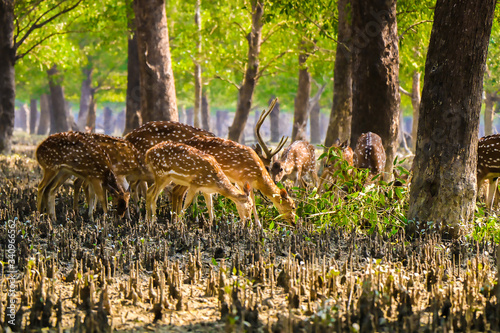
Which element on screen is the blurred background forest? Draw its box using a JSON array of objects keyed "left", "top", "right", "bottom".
[{"left": 9, "top": 0, "right": 497, "bottom": 143}]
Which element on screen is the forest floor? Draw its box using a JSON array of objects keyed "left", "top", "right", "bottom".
[{"left": 1, "top": 132, "right": 499, "bottom": 332}]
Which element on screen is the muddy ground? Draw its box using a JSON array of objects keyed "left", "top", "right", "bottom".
[{"left": 1, "top": 135, "right": 500, "bottom": 332}]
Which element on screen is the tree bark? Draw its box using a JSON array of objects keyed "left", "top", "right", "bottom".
[
  {"left": 124, "top": 7, "right": 141, "bottom": 135},
  {"left": 291, "top": 41, "right": 312, "bottom": 142},
  {"left": 410, "top": 71, "right": 421, "bottom": 150},
  {"left": 86, "top": 91, "right": 96, "bottom": 132},
  {"left": 350, "top": 0, "right": 400, "bottom": 177},
  {"left": 227, "top": 0, "right": 264, "bottom": 142},
  {"left": 268, "top": 96, "right": 280, "bottom": 142},
  {"left": 484, "top": 91, "right": 496, "bottom": 136},
  {"left": 16, "top": 104, "right": 28, "bottom": 131},
  {"left": 324, "top": 0, "right": 352, "bottom": 148},
  {"left": 37, "top": 94, "right": 50, "bottom": 135},
  {"left": 201, "top": 90, "right": 210, "bottom": 131},
  {"left": 408, "top": 0, "right": 495, "bottom": 238},
  {"left": 30, "top": 98, "right": 38, "bottom": 134},
  {"left": 310, "top": 102, "right": 320, "bottom": 144},
  {"left": 77, "top": 65, "right": 93, "bottom": 131},
  {"left": 134, "top": 0, "right": 178, "bottom": 123},
  {"left": 193, "top": 0, "right": 202, "bottom": 128},
  {"left": 0, "top": 0, "right": 15, "bottom": 153},
  {"left": 47, "top": 65, "right": 69, "bottom": 134}
]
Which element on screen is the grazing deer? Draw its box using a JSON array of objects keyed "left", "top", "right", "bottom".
[
  {"left": 72, "top": 133, "right": 148, "bottom": 215},
  {"left": 353, "top": 132, "right": 386, "bottom": 177},
  {"left": 36, "top": 132, "right": 130, "bottom": 220},
  {"left": 145, "top": 142, "right": 253, "bottom": 223},
  {"left": 172, "top": 136, "right": 296, "bottom": 227},
  {"left": 125, "top": 121, "right": 215, "bottom": 163},
  {"left": 477, "top": 134, "right": 500, "bottom": 209},
  {"left": 270, "top": 140, "right": 319, "bottom": 188},
  {"left": 318, "top": 139, "right": 354, "bottom": 193},
  {"left": 125, "top": 121, "right": 216, "bottom": 196},
  {"left": 253, "top": 98, "right": 289, "bottom": 169}
]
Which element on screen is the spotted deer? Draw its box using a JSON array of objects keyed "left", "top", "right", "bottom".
[
  {"left": 477, "top": 134, "right": 500, "bottom": 209},
  {"left": 36, "top": 132, "right": 130, "bottom": 220},
  {"left": 270, "top": 140, "right": 319, "bottom": 188},
  {"left": 353, "top": 132, "right": 386, "bottom": 177},
  {"left": 145, "top": 142, "right": 253, "bottom": 223},
  {"left": 253, "top": 98, "right": 289, "bottom": 169},
  {"left": 318, "top": 139, "right": 354, "bottom": 193},
  {"left": 125, "top": 121, "right": 215, "bottom": 164},
  {"left": 72, "top": 133, "right": 149, "bottom": 215},
  {"left": 125, "top": 121, "right": 216, "bottom": 196},
  {"left": 171, "top": 136, "right": 296, "bottom": 227}
]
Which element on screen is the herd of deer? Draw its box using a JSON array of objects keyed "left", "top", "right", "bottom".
[{"left": 35, "top": 98, "right": 500, "bottom": 225}]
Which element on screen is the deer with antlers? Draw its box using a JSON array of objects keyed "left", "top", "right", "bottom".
[
  {"left": 270, "top": 140, "right": 319, "bottom": 188},
  {"left": 126, "top": 115, "right": 296, "bottom": 226},
  {"left": 145, "top": 142, "right": 253, "bottom": 223},
  {"left": 36, "top": 132, "right": 130, "bottom": 220},
  {"left": 253, "top": 98, "right": 289, "bottom": 169},
  {"left": 170, "top": 136, "right": 296, "bottom": 227}
]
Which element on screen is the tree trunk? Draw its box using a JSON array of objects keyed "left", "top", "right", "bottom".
[
  {"left": 268, "top": 96, "right": 280, "bottom": 142},
  {"left": 227, "top": 0, "right": 264, "bottom": 142},
  {"left": 30, "top": 98, "right": 38, "bottom": 134},
  {"left": 201, "top": 90, "right": 210, "bottom": 131},
  {"left": 16, "top": 104, "right": 28, "bottom": 131},
  {"left": 77, "top": 65, "right": 93, "bottom": 131},
  {"left": 291, "top": 42, "right": 312, "bottom": 142},
  {"left": 324, "top": 0, "right": 352, "bottom": 148},
  {"left": 124, "top": 10, "right": 141, "bottom": 135},
  {"left": 47, "top": 65, "right": 69, "bottom": 134},
  {"left": 103, "top": 106, "right": 114, "bottom": 135},
  {"left": 179, "top": 105, "right": 186, "bottom": 123},
  {"left": 37, "top": 94, "right": 50, "bottom": 135},
  {"left": 134, "top": 0, "right": 178, "bottom": 123},
  {"left": 86, "top": 91, "right": 96, "bottom": 132},
  {"left": 186, "top": 107, "right": 193, "bottom": 125},
  {"left": 484, "top": 92, "right": 495, "bottom": 136},
  {"left": 193, "top": 0, "right": 202, "bottom": 128},
  {"left": 310, "top": 102, "right": 320, "bottom": 144},
  {"left": 0, "top": 0, "right": 15, "bottom": 153},
  {"left": 408, "top": 0, "right": 495, "bottom": 238},
  {"left": 350, "top": 0, "right": 400, "bottom": 177},
  {"left": 410, "top": 71, "right": 421, "bottom": 150}
]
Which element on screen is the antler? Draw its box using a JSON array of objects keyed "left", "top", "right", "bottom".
[{"left": 254, "top": 98, "right": 289, "bottom": 165}]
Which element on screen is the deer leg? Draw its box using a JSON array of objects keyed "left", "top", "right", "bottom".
[
  {"left": 90, "top": 179, "right": 107, "bottom": 219},
  {"left": 181, "top": 187, "right": 198, "bottom": 219},
  {"left": 46, "top": 171, "right": 71, "bottom": 219},
  {"left": 146, "top": 178, "right": 170, "bottom": 222},
  {"left": 250, "top": 190, "right": 261, "bottom": 228},
  {"left": 172, "top": 185, "right": 189, "bottom": 221},
  {"left": 202, "top": 193, "right": 214, "bottom": 224},
  {"left": 487, "top": 178, "right": 499, "bottom": 210},
  {"left": 37, "top": 168, "right": 58, "bottom": 213},
  {"left": 73, "top": 177, "right": 85, "bottom": 212}
]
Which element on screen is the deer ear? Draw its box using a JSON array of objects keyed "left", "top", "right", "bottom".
[
  {"left": 253, "top": 144, "right": 262, "bottom": 155},
  {"left": 243, "top": 182, "right": 251, "bottom": 196},
  {"left": 280, "top": 188, "right": 288, "bottom": 199}
]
